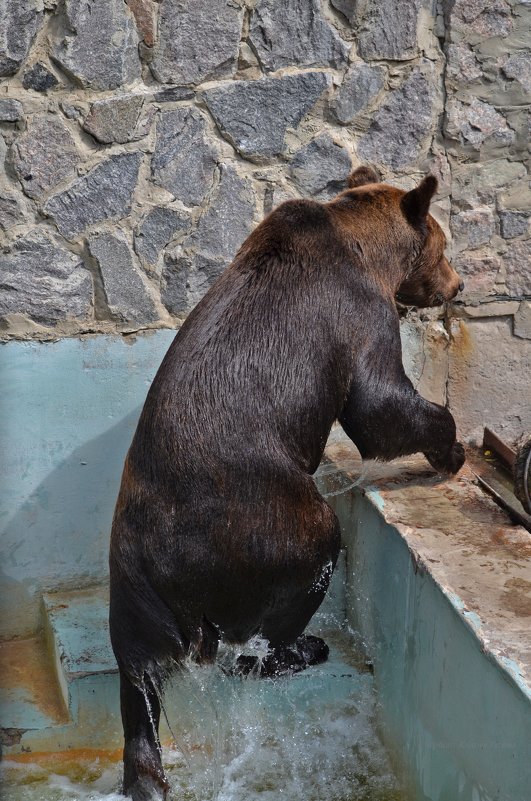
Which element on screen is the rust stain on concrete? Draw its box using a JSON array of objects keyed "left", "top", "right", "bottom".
[{"left": 0, "top": 636, "right": 69, "bottom": 725}]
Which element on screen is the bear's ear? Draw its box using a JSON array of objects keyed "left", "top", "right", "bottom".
[
  {"left": 348, "top": 166, "right": 380, "bottom": 188},
  {"left": 401, "top": 175, "right": 438, "bottom": 228}
]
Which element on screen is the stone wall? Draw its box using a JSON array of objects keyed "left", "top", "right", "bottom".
[{"left": 1, "top": 0, "right": 530, "bottom": 444}]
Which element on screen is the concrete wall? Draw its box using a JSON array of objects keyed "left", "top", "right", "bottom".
[
  {"left": 0, "top": 322, "right": 446, "bottom": 639},
  {"left": 329, "top": 488, "right": 531, "bottom": 801},
  {"left": 0, "top": 332, "right": 174, "bottom": 638}
]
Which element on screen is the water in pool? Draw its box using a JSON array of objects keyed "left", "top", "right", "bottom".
[{"left": 1, "top": 627, "right": 407, "bottom": 801}]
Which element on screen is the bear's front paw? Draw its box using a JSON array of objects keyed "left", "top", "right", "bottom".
[{"left": 425, "top": 442, "right": 465, "bottom": 475}]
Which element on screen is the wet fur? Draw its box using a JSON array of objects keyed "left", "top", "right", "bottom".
[{"left": 109, "top": 167, "right": 464, "bottom": 799}]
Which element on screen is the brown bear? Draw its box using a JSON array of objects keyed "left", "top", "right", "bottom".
[{"left": 109, "top": 166, "right": 464, "bottom": 800}]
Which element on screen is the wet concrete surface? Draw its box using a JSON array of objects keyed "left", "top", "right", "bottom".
[{"left": 324, "top": 436, "right": 531, "bottom": 698}]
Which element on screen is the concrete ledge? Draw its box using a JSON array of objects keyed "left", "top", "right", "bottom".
[
  {"left": 1, "top": 586, "right": 121, "bottom": 754},
  {"left": 319, "top": 437, "right": 531, "bottom": 801}
]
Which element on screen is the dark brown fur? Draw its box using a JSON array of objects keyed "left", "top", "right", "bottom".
[{"left": 109, "top": 167, "right": 464, "bottom": 800}]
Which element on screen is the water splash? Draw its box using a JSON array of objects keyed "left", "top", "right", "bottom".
[
  {"left": 315, "top": 427, "right": 412, "bottom": 500},
  {"left": 158, "top": 630, "right": 404, "bottom": 801},
  {"left": 2, "top": 630, "right": 405, "bottom": 801},
  {"left": 0, "top": 759, "right": 127, "bottom": 801}
]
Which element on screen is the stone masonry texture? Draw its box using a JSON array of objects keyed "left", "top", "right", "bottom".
[
  {"left": 0, "top": 0, "right": 529, "bottom": 443},
  {"left": 248, "top": 0, "right": 348, "bottom": 72}
]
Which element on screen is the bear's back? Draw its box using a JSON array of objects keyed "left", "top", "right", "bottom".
[{"left": 130, "top": 199, "right": 359, "bottom": 480}]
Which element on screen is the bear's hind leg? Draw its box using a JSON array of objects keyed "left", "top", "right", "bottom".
[
  {"left": 240, "top": 550, "right": 337, "bottom": 677},
  {"left": 257, "top": 635, "right": 330, "bottom": 677},
  {"left": 120, "top": 669, "right": 169, "bottom": 801},
  {"left": 259, "top": 588, "right": 331, "bottom": 677}
]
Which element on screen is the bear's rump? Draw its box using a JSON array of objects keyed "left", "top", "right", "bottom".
[{"left": 134, "top": 478, "right": 340, "bottom": 645}]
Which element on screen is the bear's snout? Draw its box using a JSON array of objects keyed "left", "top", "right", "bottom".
[
  {"left": 450, "top": 277, "right": 464, "bottom": 299},
  {"left": 439, "top": 257, "right": 464, "bottom": 302}
]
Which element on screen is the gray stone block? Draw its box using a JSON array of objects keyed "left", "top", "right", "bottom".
[
  {"left": 504, "top": 239, "right": 531, "bottom": 296},
  {"left": 162, "top": 252, "right": 224, "bottom": 318},
  {"left": 127, "top": 0, "right": 157, "bottom": 47},
  {"left": 11, "top": 115, "right": 79, "bottom": 201},
  {"left": 356, "top": 0, "right": 422, "bottom": 61},
  {"left": 514, "top": 301, "right": 531, "bottom": 340},
  {"left": 151, "top": 107, "right": 218, "bottom": 207},
  {"left": 134, "top": 207, "right": 191, "bottom": 267},
  {"left": 203, "top": 72, "right": 330, "bottom": 161},
  {"left": 263, "top": 183, "right": 299, "bottom": 215},
  {"left": 162, "top": 164, "right": 255, "bottom": 314},
  {"left": 445, "top": 45, "right": 482, "bottom": 85},
  {"left": 0, "top": 99, "right": 23, "bottom": 122},
  {"left": 330, "top": 0, "right": 355, "bottom": 26},
  {"left": 450, "top": 207, "right": 496, "bottom": 251},
  {"left": 499, "top": 211, "right": 529, "bottom": 240},
  {"left": 290, "top": 133, "right": 351, "bottom": 199},
  {"left": 332, "top": 63, "right": 386, "bottom": 124},
  {"left": 88, "top": 231, "right": 159, "bottom": 325},
  {"left": 192, "top": 165, "right": 254, "bottom": 260},
  {"left": 451, "top": 160, "right": 526, "bottom": 207},
  {"left": 449, "top": 0, "right": 513, "bottom": 40},
  {"left": 52, "top": 0, "right": 141, "bottom": 90},
  {"left": 0, "top": 0, "right": 44, "bottom": 77},
  {"left": 0, "top": 230, "right": 92, "bottom": 324},
  {"left": 0, "top": 191, "right": 25, "bottom": 232},
  {"left": 44, "top": 152, "right": 142, "bottom": 239},
  {"left": 248, "top": 0, "right": 348, "bottom": 72},
  {"left": 152, "top": 87, "right": 195, "bottom": 103},
  {"left": 151, "top": 0, "right": 243, "bottom": 86},
  {"left": 501, "top": 53, "right": 531, "bottom": 95},
  {"left": 358, "top": 68, "right": 436, "bottom": 170},
  {"left": 60, "top": 102, "right": 82, "bottom": 120},
  {"left": 454, "top": 252, "right": 501, "bottom": 302},
  {"left": 445, "top": 98, "right": 515, "bottom": 149},
  {"left": 83, "top": 95, "right": 147, "bottom": 144},
  {"left": 22, "top": 62, "right": 59, "bottom": 92}
]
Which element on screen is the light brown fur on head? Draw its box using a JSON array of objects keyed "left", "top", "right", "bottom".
[
  {"left": 331, "top": 167, "right": 463, "bottom": 307},
  {"left": 396, "top": 212, "right": 462, "bottom": 307}
]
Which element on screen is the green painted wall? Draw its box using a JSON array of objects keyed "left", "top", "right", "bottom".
[
  {"left": 328, "top": 490, "right": 531, "bottom": 801},
  {"left": 0, "top": 331, "right": 175, "bottom": 638}
]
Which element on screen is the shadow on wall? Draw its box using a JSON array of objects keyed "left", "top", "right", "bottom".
[
  {"left": 0, "top": 409, "right": 142, "bottom": 639},
  {"left": 0, "top": 329, "right": 175, "bottom": 639}
]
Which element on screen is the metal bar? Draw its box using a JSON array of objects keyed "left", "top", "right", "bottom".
[
  {"left": 473, "top": 472, "right": 531, "bottom": 534},
  {"left": 482, "top": 427, "right": 516, "bottom": 470}
]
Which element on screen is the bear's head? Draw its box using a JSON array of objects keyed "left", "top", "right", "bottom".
[{"left": 344, "top": 167, "right": 463, "bottom": 308}]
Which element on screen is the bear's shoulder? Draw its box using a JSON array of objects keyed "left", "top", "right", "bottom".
[{"left": 270, "top": 198, "right": 332, "bottom": 231}]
